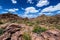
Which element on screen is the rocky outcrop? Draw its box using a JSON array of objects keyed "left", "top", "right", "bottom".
[
  {"left": 40, "top": 29, "right": 60, "bottom": 40},
  {"left": 31, "top": 29, "right": 60, "bottom": 40},
  {"left": 0, "top": 24, "right": 24, "bottom": 40},
  {"left": 0, "top": 23, "right": 60, "bottom": 40}
]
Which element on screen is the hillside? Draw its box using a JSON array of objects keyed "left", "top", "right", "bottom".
[
  {"left": 0, "top": 12, "right": 29, "bottom": 23},
  {"left": 0, "top": 13, "right": 60, "bottom": 40},
  {"left": 0, "top": 12, "right": 22, "bottom": 21}
]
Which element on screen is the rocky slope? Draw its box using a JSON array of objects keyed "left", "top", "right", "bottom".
[
  {"left": 0, "top": 12, "right": 29, "bottom": 23},
  {"left": 0, "top": 23, "right": 60, "bottom": 40},
  {"left": 31, "top": 29, "right": 60, "bottom": 40},
  {"left": 30, "top": 14, "right": 60, "bottom": 24},
  {"left": 0, "top": 23, "right": 23, "bottom": 40},
  {"left": 0, "top": 13, "right": 60, "bottom": 40},
  {"left": 0, "top": 12, "right": 22, "bottom": 20}
]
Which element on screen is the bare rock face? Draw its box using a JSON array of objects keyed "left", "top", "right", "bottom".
[
  {"left": 0, "top": 24, "right": 23, "bottom": 40},
  {"left": 42, "top": 29, "right": 60, "bottom": 40},
  {"left": 31, "top": 29, "right": 60, "bottom": 40}
]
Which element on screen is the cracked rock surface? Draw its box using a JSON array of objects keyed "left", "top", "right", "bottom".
[
  {"left": 0, "top": 24, "right": 24, "bottom": 40},
  {"left": 0, "top": 23, "right": 60, "bottom": 40}
]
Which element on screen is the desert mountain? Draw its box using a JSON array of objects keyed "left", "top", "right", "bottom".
[
  {"left": 30, "top": 14, "right": 60, "bottom": 25},
  {"left": 0, "top": 12, "right": 29, "bottom": 23},
  {"left": 0, "top": 12, "right": 23, "bottom": 20},
  {"left": 0, "top": 13, "right": 60, "bottom": 40}
]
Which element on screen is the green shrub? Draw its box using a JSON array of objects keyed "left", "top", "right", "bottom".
[
  {"left": 55, "top": 25, "right": 60, "bottom": 30},
  {"left": 23, "top": 33, "right": 31, "bottom": 40},
  {"left": 36, "top": 21, "right": 40, "bottom": 24},
  {"left": 28, "top": 23, "right": 33, "bottom": 26},
  {"left": 33, "top": 26, "right": 47, "bottom": 34},
  {"left": 26, "top": 21, "right": 34, "bottom": 26},
  {"left": 10, "top": 20, "right": 17, "bottom": 23},
  {"left": 0, "top": 28, "right": 4, "bottom": 36},
  {"left": 0, "top": 22, "right": 4, "bottom": 24}
]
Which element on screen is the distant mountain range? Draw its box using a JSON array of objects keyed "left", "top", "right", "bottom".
[
  {"left": 0, "top": 12, "right": 60, "bottom": 40},
  {"left": 0, "top": 12, "right": 60, "bottom": 24}
]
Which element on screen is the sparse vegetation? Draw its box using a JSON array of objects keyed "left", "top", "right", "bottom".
[
  {"left": 10, "top": 20, "right": 17, "bottom": 23},
  {"left": 25, "top": 21, "right": 34, "bottom": 26},
  {"left": 0, "top": 28, "right": 4, "bottom": 36},
  {"left": 33, "top": 26, "right": 47, "bottom": 34},
  {"left": 23, "top": 33, "right": 31, "bottom": 40},
  {"left": 0, "top": 21, "right": 4, "bottom": 24},
  {"left": 55, "top": 25, "right": 60, "bottom": 30},
  {"left": 36, "top": 20, "right": 40, "bottom": 24},
  {"left": 0, "top": 13, "right": 60, "bottom": 40}
]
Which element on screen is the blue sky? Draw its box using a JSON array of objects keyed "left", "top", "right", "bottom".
[{"left": 0, "top": 0, "right": 60, "bottom": 18}]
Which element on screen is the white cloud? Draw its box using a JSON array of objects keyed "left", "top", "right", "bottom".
[
  {"left": 41, "top": 3, "right": 60, "bottom": 12},
  {"left": 38, "top": 3, "right": 60, "bottom": 15},
  {"left": 27, "top": 0, "right": 33, "bottom": 4},
  {"left": 25, "top": 7, "right": 39, "bottom": 14},
  {"left": 22, "top": 14, "right": 38, "bottom": 18},
  {"left": 20, "top": 7, "right": 39, "bottom": 18},
  {"left": 36, "top": 0, "right": 49, "bottom": 7},
  {"left": 5, "top": 8, "right": 19, "bottom": 12},
  {"left": 11, "top": 0, "right": 17, "bottom": 4}
]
